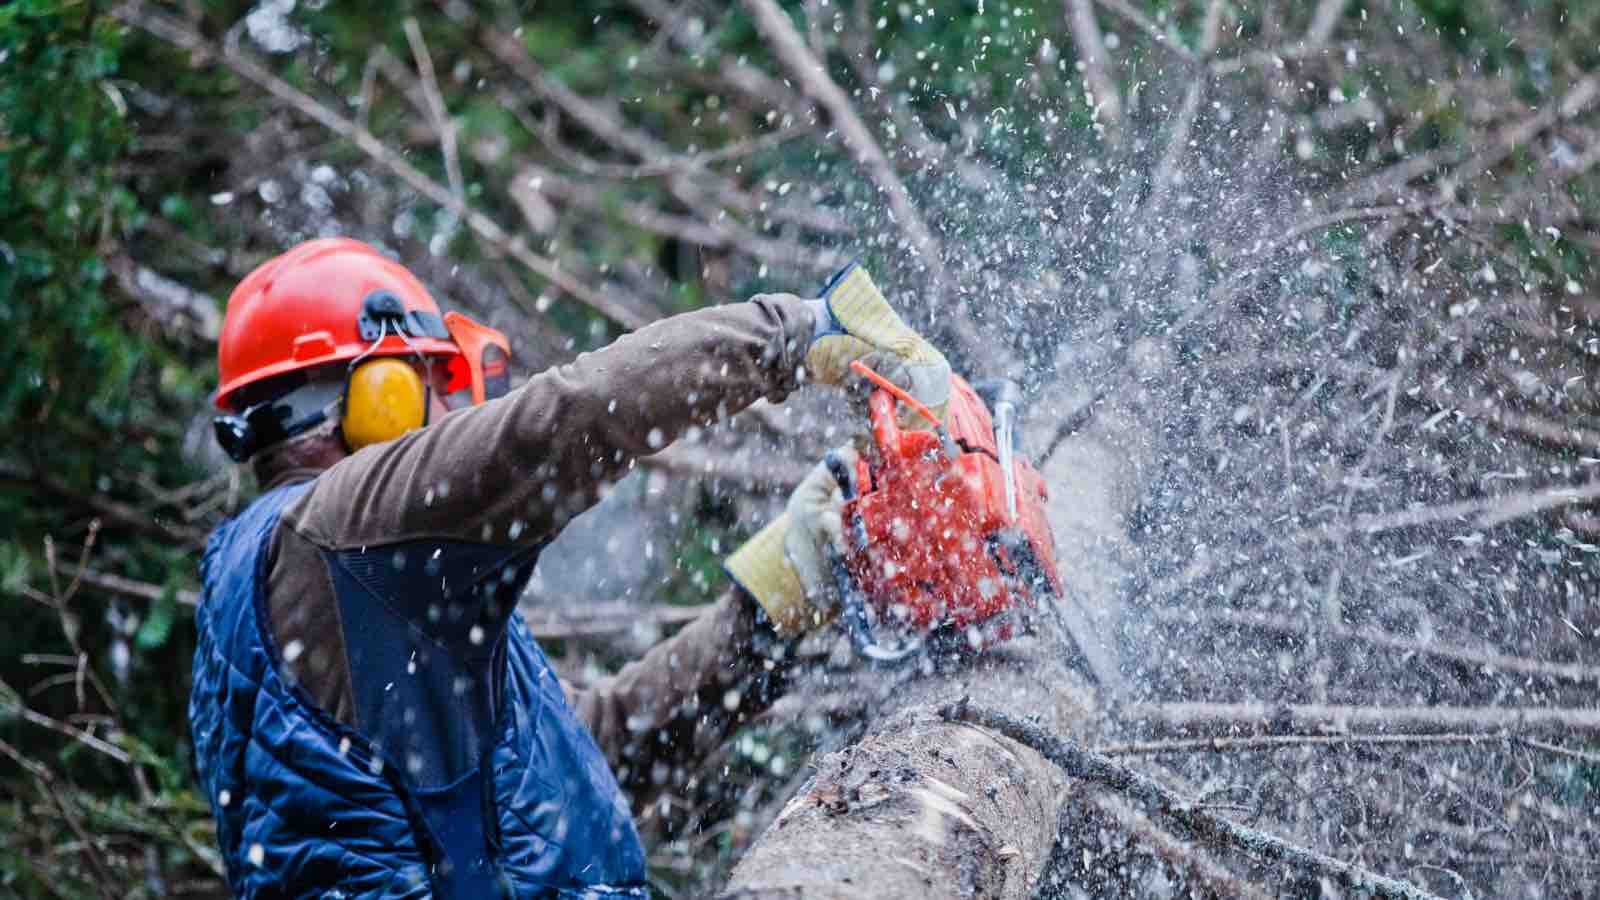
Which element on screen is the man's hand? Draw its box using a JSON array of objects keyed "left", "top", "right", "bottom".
[
  {"left": 724, "top": 446, "right": 859, "bottom": 639},
  {"left": 805, "top": 264, "right": 951, "bottom": 422}
]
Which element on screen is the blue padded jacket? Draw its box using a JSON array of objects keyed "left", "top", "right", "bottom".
[{"left": 190, "top": 482, "right": 648, "bottom": 898}]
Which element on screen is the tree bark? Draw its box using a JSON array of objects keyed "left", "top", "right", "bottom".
[{"left": 721, "top": 342, "right": 1173, "bottom": 898}]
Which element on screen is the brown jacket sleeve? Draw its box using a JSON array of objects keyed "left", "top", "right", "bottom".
[
  {"left": 283, "top": 293, "right": 814, "bottom": 550},
  {"left": 570, "top": 587, "right": 799, "bottom": 823},
  {"left": 266, "top": 294, "right": 814, "bottom": 726}
]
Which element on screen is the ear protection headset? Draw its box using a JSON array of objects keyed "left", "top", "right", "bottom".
[{"left": 214, "top": 292, "right": 510, "bottom": 462}]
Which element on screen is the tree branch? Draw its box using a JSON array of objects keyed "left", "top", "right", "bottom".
[
  {"left": 114, "top": 2, "right": 646, "bottom": 329},
  {"left": 941, "top": 701, "right": 1446, "bottom": 900},
  {"left": 1119, "top": 701, "right": 1600, "bottom": 737},
  {"left": 738, "top": 0, "right": 991, "bottom": 359},
  {"left": 1147, "top": 607, "right": 1600, "bottom": 688},
  {"left": 1065, "top": 0, "right": 1123, "bottom": 143},
  {"left": 0, "top": 737, "right": 120, "bottom": 900},
  {"left": 1099, "top": 731, "right": 1600, "bottom": 766},
  {"left": 402, "top": 16, "right": 464, "bottom": 205}
]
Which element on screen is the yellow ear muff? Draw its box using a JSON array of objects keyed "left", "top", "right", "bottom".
[{"left": 342, "top": 358, "right": 427, "bottom": 451}]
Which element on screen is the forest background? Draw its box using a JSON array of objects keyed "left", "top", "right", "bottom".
[{"left": 5, "top": 0, "right": 1600, "bottom": 897}]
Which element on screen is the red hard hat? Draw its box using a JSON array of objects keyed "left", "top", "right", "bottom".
[{"left": 214, "top": 238, "right": 461, "bottom": 411}]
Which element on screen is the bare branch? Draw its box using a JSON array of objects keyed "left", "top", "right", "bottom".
[
  {"left": 0, "top": 737, "right": 120, "bottom": 900},
  {"left": 1120, "top": 702, "right": 1600, "bottom": 737},
  {"left": 739, "top": 0, "right": 990, "bottom": 353},
  {"left": 1065, "top": 0, "right": 1123, "bottom": 143},
  {"left": 521, "top": 602, "right": 710, "bottom": 641},
  {"left": 0, "top": 677, "right": 133, "bottom": 765},
  {"left": 1438, "top": 73, "right": 1600, "bottom": 199},
  {"left": 1089, "top": 794, "right": 1275, "bottom": 900},
  {"left": 1303, "top": 0, "right": 1351, "bottom": 51},
  {"left": 1143, "top": 0, "right": 1226, "bottom": 227},
  {"left": 56, "top": 563, "right": 200, "bottom": 608},
  {"left": 402, "top": 17, "right": 465, "bottom": 204},
  {"left": 503, "top": 162, "right": 844, "bottom": 273},
  {"left": 942, "top": 701, "right": 1446, "bottom": 900},
  {"left": 1147, "top": 607, "right": 1600, "bottom": 688},
  {"left": 1300, "top": 476, "right": 1600, "bottom": 542},
  {"left": 114, "top": 2, "right": 647, "bottom": 329},
  {"left": 1093, "top": 0, "right": 1196, "bottom": 64},
  {"left": 1098, "top": 732, "right": 1600, "bottom": 765}
]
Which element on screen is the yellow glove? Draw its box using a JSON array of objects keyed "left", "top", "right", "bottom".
[
  {"left": 724, "top": 447, "right": 857, "bottom": 638},
  {"left": 806, "top": 264, "right": 951, "bottom": 422}
]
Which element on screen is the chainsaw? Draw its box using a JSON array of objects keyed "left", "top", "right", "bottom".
[{"left": 823, "top": 360, "right": 1065, "bottom": 665}]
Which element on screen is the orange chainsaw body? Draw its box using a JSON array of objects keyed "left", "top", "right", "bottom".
[{"left": 839, "top": 375, "right": 1062, "bottom": 647}]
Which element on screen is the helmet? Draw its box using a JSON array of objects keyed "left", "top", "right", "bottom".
[
  {"left": 212, "top": 238, "right": 512, "bottom": 461},
  {"left": 214, "top": 238, "right": 462, "bottom": 411}
]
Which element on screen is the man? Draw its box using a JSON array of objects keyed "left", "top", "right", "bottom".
[{"left": 191, "top": 237, "right": 949, "bottom": 898}]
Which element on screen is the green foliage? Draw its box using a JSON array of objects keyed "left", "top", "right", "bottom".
[
  {"left": 1, "top": 5, "right": 132, "bottom": 430},
  {"left": 1, "top": 3, "right": 225, "bottom": 895}
]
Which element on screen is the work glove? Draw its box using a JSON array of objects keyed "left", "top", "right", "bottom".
[
  {"left": 806, "top": 264, "right": 951, "bottom": 423},
  {"left": 725, "top": 446, "right": 859, "bottom": 639}
]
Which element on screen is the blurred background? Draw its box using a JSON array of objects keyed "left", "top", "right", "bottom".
[{"left": 4, "top": 0, "right": 1600, "bottom": 896}]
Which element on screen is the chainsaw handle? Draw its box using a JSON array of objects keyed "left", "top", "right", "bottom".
[
  {"left": 826, "top": 549, "right": 922, "bottom": 666},
  {"left": 823, "top": 448, "right": 921, "bottom": 666},
  {"left": 824, "top": 450, "right": 859, "bottom": 500}
]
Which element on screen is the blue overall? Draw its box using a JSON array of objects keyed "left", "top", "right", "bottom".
[{"left": 189, "top": 482, "right": 648, "bottom": 898}]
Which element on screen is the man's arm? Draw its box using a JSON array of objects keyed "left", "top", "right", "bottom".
[
  {"left": 569, "top": 587, "right": 801, "bottom": 822},
  {"left": 284, "top": 294, "right": 815, "bottom": 550},
  {"left": 266, "top": 295, "right": 813, "bottom": 725}
]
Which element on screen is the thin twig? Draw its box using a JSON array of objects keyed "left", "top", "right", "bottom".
[
  {"left": 740, "top": 0, "right": 943, "bottom": 275},
  {"left": 402, "top": 17, "right": 464, "bottom": 204},
  {"left": 1303, "top": 0, "right": 1351, "bottom": 49},
  {"left": 55, "top": 564, "right": 199, "bottom": 608},
  {"left": 1092, "top": 793, "right": 1275, "bottom": 900},
  {"left": 1308, "top": 476, "right": 1600, "bottom": 542},
  {"left": 1097, "top": 731, "right": 1600, "bottom": 765},
  {"left": 1119, "top": 701, "right": 1600, "bottom": 737},
  {"left": 1517, "top": 736, "right": 1600, "bottom": 767},
  {"left": 1146, "top": 607, "right": 1600, "bottom": 687},
  {"left": 43, "top": 526, "right": 117, "bottom": 714},
  {"left": 521, "top": 601, "right": 712, "bottom": 641},
  {"left": 1098, "top": 732, "right": 1497, "bottom": 756},
  {"left": 0, "top": 737, "right": 120, "bottom": 900},
  {"left": 0, "top": 677, "right": 132, "bottom": 765},
  {"left": 1065, "top": 0, "right": 1123, "bottom": 143},
  {"left": 1092, "top": 0, "right": 1197, "bottom": 63}
]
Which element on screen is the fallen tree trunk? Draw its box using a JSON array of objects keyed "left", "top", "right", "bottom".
[{"left": 721, "top": 342, "right": 1174, "bottom": 899}]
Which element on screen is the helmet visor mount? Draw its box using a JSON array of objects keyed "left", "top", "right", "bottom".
[
  {"left": 358, "top": 290, "right": 453, "bottom": 342},
  {"left": 359, "top": 291, "right": 511, "bottom": 409}
]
